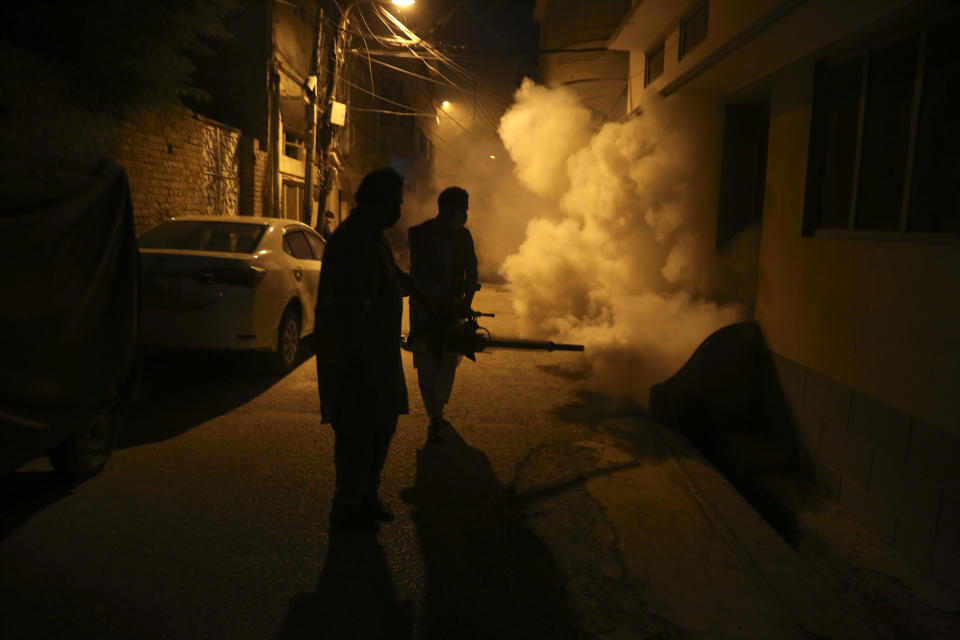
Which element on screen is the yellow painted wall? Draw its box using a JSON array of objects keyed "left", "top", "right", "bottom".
[{"left": 757, "top": 62, "right": 960, "bottom": 436}]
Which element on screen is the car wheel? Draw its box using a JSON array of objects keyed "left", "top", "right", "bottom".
[
  {"left": 49, "top": 410, "right": 121, "bottom": 482},
  {"left": 269, "top": 306, "right": 300, "bottom": 374}
]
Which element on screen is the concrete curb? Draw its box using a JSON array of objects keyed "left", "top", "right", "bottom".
[{"left": 516, "top": 416, "right": 878, "bottom": 639}]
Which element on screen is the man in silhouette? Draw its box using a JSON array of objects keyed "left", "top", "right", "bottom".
[
  {"left": 407, "top": 186, "right": 479, "bottom": 443},
  {"left": 315, "top": 167, "right": 409, "bottom": 532}
]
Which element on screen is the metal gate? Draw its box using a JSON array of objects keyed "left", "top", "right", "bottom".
[{"left": 200, "top": 122, "right": 240, "bottom": 216}]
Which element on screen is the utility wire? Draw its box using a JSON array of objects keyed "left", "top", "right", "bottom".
[
  {"left": 375, "top": 5, "right": 470, "bottom": 86},
  {"left": 416, "top": 0, "right": 465, "bottom": 37},
  {"left": 337, "top": 4, "right": 467, "bottom": 93},
  {"left": 436, "top": 106, "right": 472, "bottom": 134},
  {"left": 349, "top": 52, "right": 460, "bottom": 87},
  {"left": 342, "top": 77, "right": 426, "bottom": 115},
  {"left": 461, "top": 1, "right": 510, "bottom": 47},
  {"left": 356, "top": 3, "right": 410, "bottom": 48},
  {"left": 354, "top": 43, "right": 610, "bottom": 56},
  {"left": 349, "top": 107, "right": 436, "bottom": 117},
  {"left": 351, "top": 12, "right": 378, "bottom": 99},
  {"left": 439, "top": 45, "right": 608, "bottom": 54},
  {"left": 425, "top": 129, "right": 461, "bottom": 156},
  {"left": 348, "top": 49, "right": 459, "bottom": 59},
  {"left": 327, "top": 0, "right": 528, "bottom": 149}
]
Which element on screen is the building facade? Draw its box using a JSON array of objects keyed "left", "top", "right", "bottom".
[
  {"left": 534, "top": 0, "right": 632, "bottom": 120},
  {"left": 192, "top": 0, "right": 433, "bottom": 232},
  {"left": 611, "top": 0, "right": 960, "bottom": 581}
]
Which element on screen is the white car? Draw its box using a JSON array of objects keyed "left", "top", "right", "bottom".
[{"left": 138, "top": 216, "right": 325, "bottom": 372}]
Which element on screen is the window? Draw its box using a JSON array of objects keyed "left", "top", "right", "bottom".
[
  {"left": 804, "top": 12, "right": 960, "bottom": 235},
  {"left": 417, "top": 128, "right": 432, "bottom": 160},
  {"left": 139, "top": 221, "right": 267, "bottom": 253},
  {"left": 645, "top": 43, "right": 665, "bottom": 86},
  {"left": 379, "top": 77, "right": 404, "bottom": 128},
  {"left": 284, "top": 133, "right": 304, "bottom": 160},
  {"left": 909, "top": 16, "right": 960, "bottom": 233},
  {"left": 304, "top": 230, "right": 326, "bottom": 260},
  {"left": 283, "top": 230, "right": 313, "bottom": 260},
  {"left": 679, "top": 1, "right": 709, "bottom": 60}
]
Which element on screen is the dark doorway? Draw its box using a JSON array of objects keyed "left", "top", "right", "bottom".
[{"left": 716, "top": 104, "right": 769, "bottom": 249}]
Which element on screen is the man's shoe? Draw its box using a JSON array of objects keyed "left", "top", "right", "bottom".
[
  {"left": 330, "top": 504, "right": 381, "bottom": 533},
  {"left": 369, "top": 498, "right": 395, "bottom": 522}
]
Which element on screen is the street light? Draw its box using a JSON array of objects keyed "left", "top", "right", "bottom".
[{"left": 441, "top": 100, "right": 451, "bottom": 109}]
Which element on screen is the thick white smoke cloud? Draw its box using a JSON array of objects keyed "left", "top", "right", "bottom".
[
  {"left": 496, "top": 81, "right": 594, "bottom": 199},
  {"left": 497, "top": 79, "right": 758, "bottom": 404}
]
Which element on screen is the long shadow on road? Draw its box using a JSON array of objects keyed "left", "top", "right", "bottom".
[
  {"left": 276, "top": 424, "right": 580, "bottom": 639},
  {"left": 2, "top": 348, "right": 310, "bottom": 541},
  {"left": 119, "top": 347, "right": 311, "bottom": 449},
  {"left": 278, "top": 527, "right": 414, "bottom": 640},
  {"left": 400, "top": 424, "right": 582, "bottom": 640},
  {"left": 0, "top": 471, "right": 72, "bottom": 542}
]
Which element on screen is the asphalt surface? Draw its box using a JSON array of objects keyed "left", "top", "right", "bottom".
[
  {"left": 1, "top": 284, "right": 626, "bottom": 639},
  {"left": 7, "top": 283, "right": 922, "bottom": 639}
]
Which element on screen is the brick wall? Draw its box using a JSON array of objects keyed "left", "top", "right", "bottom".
[
  {"left": 2, "top": 48, "right": 242, "bottom": 233},
  {"left": 1, "top": 99, "right": 245, "bottom": 233},
  {"left": 238, "top": 136, "right": 269, "bottom": 217},
  {"left": 115, "top": 109, "right": 209, "bottom": 233},
  {"left": 115, "top": 108, "right": 252, "bottom": 234},
  {"left": 773, "top": 352, "right": 960, "bottom": 584}
]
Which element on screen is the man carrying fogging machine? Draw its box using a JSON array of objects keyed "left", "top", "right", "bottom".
[
  {"left": 407, "top": 187, "right": 478, "bottom": 443},
  {"left": 405, "top": 186, "right": 584, "bottom": 444}
]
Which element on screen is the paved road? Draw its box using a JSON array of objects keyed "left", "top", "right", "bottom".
[{"left": 1, "top": 284, "right": 628, "bottom": 639}]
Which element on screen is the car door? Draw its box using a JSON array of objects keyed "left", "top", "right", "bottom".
[
  {"left": 299, "top": 228, "right": 325, "bottom": 334},
  {"left": 282, "top": 227, "right": 320, "bottom": 335},
  {"left": 301, "top": 229, "right": 326, "bottom": 335}
]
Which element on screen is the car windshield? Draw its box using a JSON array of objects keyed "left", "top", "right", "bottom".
[{"left": 138, "top": 221, "right": 268, "bottom": 253}]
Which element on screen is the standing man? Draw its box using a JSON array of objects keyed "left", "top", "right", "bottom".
[
  {"left": 315, "top": 167, "right": 409, "bottom": 533},
  {"left": 318, "top": 210, "right": 336, "bottom": 242},
  {"left": 408, "top": 186, "right": 479, "bottom": 443}
]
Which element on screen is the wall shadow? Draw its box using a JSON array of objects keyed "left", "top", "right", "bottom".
[
  {"left": 0, "top": 345, "right": 312, "bottom": 540},
  {"left": 0, "top": 470, "right": 73, "bottom": 542},
  {"left": 647, "top": 321, "right": 805, "bottom": 543},
  {"left": 400, "top": 424, "right": 581, "bottom": 639},
  {"left": 120, "top": 344, "right": 312, "bottom": 449},
  {"left": 277, "top": 527, "right": 413, "bottom": 640}
]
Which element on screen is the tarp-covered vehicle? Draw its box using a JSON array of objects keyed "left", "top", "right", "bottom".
[{"left": 1, "top": 156, "right": 139, "bottom": 481}]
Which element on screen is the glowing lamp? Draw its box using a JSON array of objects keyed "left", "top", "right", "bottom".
[{"left": 392, "top": 0, "right": 414, "bottom": 6}]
